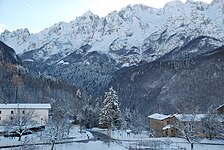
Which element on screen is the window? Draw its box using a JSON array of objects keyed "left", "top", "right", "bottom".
[
  {"left": 0, "top": 117, "right": 1, "bottom": 120},
  {"left": 11, "top": 111, "right": 13, "bottom": 114},
  {"left": 0, "top": 111, "right": 1, "bottom": 114},
  {"left": 41, "top": 118, "right": 43, "bottom": 125},
  {"left": 22, "top": 110, "right": 25, "bottom": 114}
]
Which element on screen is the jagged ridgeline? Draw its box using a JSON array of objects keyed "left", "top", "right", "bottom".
[{"left": 0, "top": 41, "right": 87, "bottom": 114}]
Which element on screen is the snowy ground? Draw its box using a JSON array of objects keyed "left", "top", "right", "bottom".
[
  {"left": 0, "top": 126, "right": 223, "bottom": 150},
  {"left": 25, "top": 138, "right": 224, "bottom": 150},
  {"left": 92, "top": 128, "right": 224, "bottom": 150},
  {"left": 0, "top": 125, "right": 93, "bottom": 148},
  {"left": 40, "top": 141, "right": 127, "bottom": 150},
  {"left": 43, "top": 141, "right": 224, "bottom": 150}
]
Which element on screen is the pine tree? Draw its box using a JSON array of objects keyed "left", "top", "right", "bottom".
[{"left": 99, "top": 87, "right": 121, "bottom": 129}]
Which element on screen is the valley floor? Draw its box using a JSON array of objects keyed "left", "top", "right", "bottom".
[{"left": 0, "top": 126, "right": 223, "bottom": 150}]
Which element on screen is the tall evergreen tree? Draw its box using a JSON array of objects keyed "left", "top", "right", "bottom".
[{"left": 99, "top": 87, "right": 121, "bottom": 129}]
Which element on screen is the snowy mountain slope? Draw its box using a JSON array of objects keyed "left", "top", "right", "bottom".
[
  {"left": 1, "top": 0, "right": 223, "bottom": 66},
  {"left": 1, "top": 0, "right": 224, "bottom": 98},
  {"left": 207, "top": 0, "right": 224, "bottom": 30}
]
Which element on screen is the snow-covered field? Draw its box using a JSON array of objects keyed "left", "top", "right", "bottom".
[
  {"left": 31, "top": 138, "right": 224, "bottom": 150},
  {"left": 0, "top": 126, "right": 223, "bottom": 150},
  {"left": 41, "top": 141, "right": 127, "bottom": 150},
  {"left": 0, "top": 125, "right": 93, "bottom": 148},
  {"left": 44, "top": 141, "right": 224, "bottom": 150}
]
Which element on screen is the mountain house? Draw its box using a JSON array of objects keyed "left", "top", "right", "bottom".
[
  {"left": 148, "top": 113, "right": 206, "bottom": 137},
  {"left": 0, "top": 103, "right": 51, "bottom": 125},
  {"left": 148, "top": 113, "right": 174, "bottom": 137}
]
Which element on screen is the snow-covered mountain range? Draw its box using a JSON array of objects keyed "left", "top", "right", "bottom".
[
  {"left": 1, "top": 0, "right": 224, "bottom": 66},
  {"left": 0, "top": 0, "right": 224, "bottom": 98}
]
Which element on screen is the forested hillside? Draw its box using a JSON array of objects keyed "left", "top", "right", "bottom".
[
  {"left": 110, "top": 46, "right": 224, "bottom": 115},
  {"left": 0, "top": 41, "right": 88, "bottom": 117}
]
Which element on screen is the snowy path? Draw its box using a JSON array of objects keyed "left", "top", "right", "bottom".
[{"left": 88, "top": 130, "right": 113, "bottom": 141}]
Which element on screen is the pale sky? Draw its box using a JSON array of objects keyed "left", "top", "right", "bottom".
[{"left": 0, "top": 0, "right": 213, "bottom": 33}]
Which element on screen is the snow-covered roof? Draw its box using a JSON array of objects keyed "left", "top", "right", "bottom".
[
  {"left": 163, "top": 124, "right": 174, "bottom": 130},
  {"left": 148, "top": 113, "right": 170, "bottom": 120},
  {"left": 126, "top": 129, "right": 132, "bottom": 133},
  {"left": 173, "top": 114, "right": 206, "bottom": 122},
  {"left": 0, "top": 103, "right": 51, "bottom": 109}
]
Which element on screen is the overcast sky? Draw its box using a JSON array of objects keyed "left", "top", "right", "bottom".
[{"left": 0, "top": 0, "right": 213, "bottom": 33}]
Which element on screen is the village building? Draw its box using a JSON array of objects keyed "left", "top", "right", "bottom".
[
  {"left": 0, "top": 103, "right": 51, "bottom": 126},
  {"left": 148, "top": 113, "right": 206, "bottom": 137},
  {"left": 148, "top": 113, "right": 175, "bottom": 137}
]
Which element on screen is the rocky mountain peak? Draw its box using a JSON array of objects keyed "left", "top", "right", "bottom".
[
  {"left": 163, "top": 0, "right": 183, "bottom": 8},
  {"left": 76, "top": 10, "right": 100, "bottom": 23},
  {"left": 186, "top": 0, "right": 194, "bottom": 3},
  {"left": 82, "top": 10, "right": 97, "bottom": 17}
]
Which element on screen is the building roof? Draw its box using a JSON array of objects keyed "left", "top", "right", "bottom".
[
  {"left": 172, "top": 114, "right": 206, "bottom": 122},
  {"left": 148, "top": 113, "right": 170, "bottom": 120},
  {"left": 0, "top": 103, "right": 51, "bottom": 109}
]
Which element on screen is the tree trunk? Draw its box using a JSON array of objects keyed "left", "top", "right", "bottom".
[
  {"left": 209, "top": 134, "right": 212, "bottom": 140},
  {"left": 15, "top": 87, "right": 18, "bottom": 103},
  {"left": 18, "top": 135, "right": 21, "bottom": 141},
  {"left": 51, "top": 141, "right": 55, "bottom": 150},
  {"left": 191, "top": 143, "right": 194, "bottom": 150},
  {"left": 67, "top": 127, "right": 70, "bottom": 135}
]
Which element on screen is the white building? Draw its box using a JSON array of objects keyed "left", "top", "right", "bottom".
[{"left": 0, "top": 103, "right": 51, "bottom": 126}]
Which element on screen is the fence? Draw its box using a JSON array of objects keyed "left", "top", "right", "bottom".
[{"left": 118, "top": 139, "right": 186, "bottom": 150}]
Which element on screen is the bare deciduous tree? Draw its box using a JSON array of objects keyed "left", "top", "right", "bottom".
[
  {"left": 44, "top": 114, "right": 70, "bottom": 150},
  {"left": 174, "top": 113, "right": 204, "bottom": 150},
  {"left": 202, "top": 106, "right": 224, "bottom": 139},
  {"left": 3, "top": 109, "right": 38, "bottom": 141}
]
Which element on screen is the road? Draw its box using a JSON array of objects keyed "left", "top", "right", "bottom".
[{"left": 88, "top": 130, "right": 113, "bottom": 142}]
